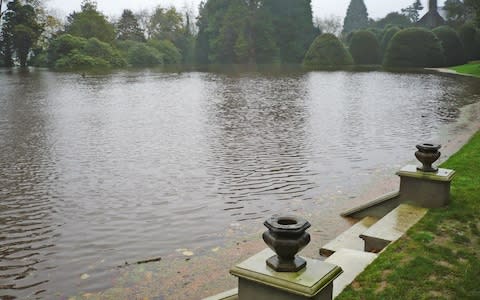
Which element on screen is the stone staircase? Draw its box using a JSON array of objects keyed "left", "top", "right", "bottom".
[{"left": 320, "top": 204, "right": 428, "bottom": 298}]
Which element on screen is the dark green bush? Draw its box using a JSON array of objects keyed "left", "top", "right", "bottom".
[
  {"left": 30, "top": 51, "right": 48, "bottom": 67},
  {"left": 433, "top": 26, "right": 466, "bottom": 66},
  {"left": 303, "top": 33, "right": 353, "bottom": 68},
  {"left": 83, "top": 38, "right": 127, "bottom": 67},
  {"left": 458, "top": 23, "right": 480, "bottom": 61},
  {"left": 54, "top": 50, "right": 111, "bottom": 69},
  {"left": 380, "top": 26, "right": 400, "bottom": 54},
  {"left": 384, "top": 28, "right": 445, "bottom": 68},
  {"left": 48, "top": 34, "right": 87, "bottom": 65},
  {"left": 349, "top": 30, "right": 381, "bottom": 65},
  {"left": 147, "top": 40, "right": 182, "bottom": 64},
  {"left": 126, "top": 43, "right": 164, "bottom": 66}
]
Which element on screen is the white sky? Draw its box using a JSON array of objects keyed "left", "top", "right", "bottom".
[{"left": 44, "top": 0, "right": 447, "bottom": 20}]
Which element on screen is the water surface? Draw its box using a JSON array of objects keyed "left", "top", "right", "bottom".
[{"left": 0, "top": 67, "right": 479, "bottom": 299}]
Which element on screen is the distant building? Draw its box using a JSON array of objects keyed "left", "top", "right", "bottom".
[{"left": 417, "top": 0, "right": 445, "bottom": 28}]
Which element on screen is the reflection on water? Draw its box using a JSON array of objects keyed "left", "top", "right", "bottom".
[{"left": 0, "top": 67, "right": 479, "bottom": 299}]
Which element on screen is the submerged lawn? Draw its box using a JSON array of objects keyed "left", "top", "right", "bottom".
[
  {"left": 337, "top": 131, "right": 480, "bottom": 300},
  {"left": 450, "top": 61, "right": 480, "bottom": 77}
]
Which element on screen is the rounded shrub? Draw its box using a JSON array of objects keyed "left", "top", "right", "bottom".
[
  {"left": 54, "top": 50, "right": 111, "bottom": 70},
  {"left": 48, "top": 34, "right": 87, "bottom": 65},
  {"left": 82, "top": 38, "right": 127, "bottom": 68},
  {"left": 303, "top": 34, "right": 353, "bottom": 68},
  {"left": 127, "top": 43, "right": 164, "bottom": 66},
  {"left": 380, "top": 26, "right": 400, "bottom": 54},
  {"left": 384, "top": 28, "right": 445, "bottom": 68},
  {"left": 349, "top": 30, "right": 381, "bottom": 65},
  {"left": 458, "top": 23, "right": 480, "bottom": 61},
  {"left": 433, "top": 26, "right": 466, "bottom": 67},
  {"left": 147, "top": 40, "right": 182, "bottom": 64}
]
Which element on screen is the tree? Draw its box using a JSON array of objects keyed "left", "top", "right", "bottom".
[
  {"left": 444, "top": 0, "right": 472, "bottom": 25},
  {"left": 465, "top": 0, "right": 480, "bottom": 25},
  {"left": 149, "top": 6, "right": 184, "bottom": 43},
  {"left": 374, "top": 12, "right": 412, "bottom": 28},
  {"left": 401, "top": 0, "right": 424, "bottom": 22},
  {"left": 65, "top": 0, "right": 115, "bottom": 42},
  {"left": 116, "top": 9, "right": 145, "bottom": 42},
  {"left": 343, "top": 0, "right": 369, "bottom": 34},
  {"left": 303, "top": 33, "right": 353, "bottom": 68},
  {"left": 1, "top": 0, "right": 43, "bottom": 67},
  {"left": 315, "top": 15, "right": 342, "bottom": 36}
]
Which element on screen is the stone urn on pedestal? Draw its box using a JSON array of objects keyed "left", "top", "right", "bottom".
[
  {"left": 262, "top": 215, "right": 311, "bottom": 272},
  {"left": 415, "top": 143, "right": 441, "bottom": 172}
]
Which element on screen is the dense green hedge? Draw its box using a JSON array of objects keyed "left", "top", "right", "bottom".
[
  {"left": 54, "top": 50, "right": 111, "bottom": 69},
  {"left": 349, "top": 30, "right": 381, "bottom": 65},
  {"left": 380, "top": 26, "right": 400, "bottom": 55},
  {"left": 126, "top": 43, "right": 164, "bottom": 66},
  {"left": 433, "top": 26, "right": 466, "bottom": 67},
  {"left": 458, "top": 23, "right": 480, "bottom": 61},
  {"left": 82, "top": 38, "right": 127, "bottom": 67},
  {"left": 303, "top": 33, "right": 353, "bottom": 68},
  {"left": 147, "top": 40, "right": 182, "bottom": 64},
  {"left": 384, "top": 28, "right": 445, "bottom": 68}
]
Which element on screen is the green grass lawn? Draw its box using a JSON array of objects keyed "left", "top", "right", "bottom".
[
  {"left": 450, "top": 61, "right": 480, "bottom": 77},
  {"left": 337, "top": 131, "right": 480, "bottom": 300}
]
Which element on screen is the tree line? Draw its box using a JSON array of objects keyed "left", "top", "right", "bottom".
[{"left": 1, "top": 0, "right": 479, "bottom": 69}]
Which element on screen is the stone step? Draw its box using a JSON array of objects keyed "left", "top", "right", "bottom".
[
  {"left": 325, "top": 248, "right": 378, "bottom": 298},
  {"left": 202, "top": 288, "right": 238, "bottom": 300},
  {"left": 360, "top": 204, "right": 428, "bottom": 252},
  {"left": 320, "top": 216, "right": 379, "bottom": 257}
]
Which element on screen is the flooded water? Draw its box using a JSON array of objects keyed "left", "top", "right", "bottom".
[{"left": 0, "top": 67, "right": 479, "bottom": 299}]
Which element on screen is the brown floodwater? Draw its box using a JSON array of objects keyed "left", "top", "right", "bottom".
[{"left": 0, "top": 67, "right": 479, "bottom": 299}]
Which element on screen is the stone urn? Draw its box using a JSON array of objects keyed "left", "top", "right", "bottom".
[
  {"left": 262, "top": 215, "right": 311, "bottom": 272},
  {"left": 415, "top": 143, "right": 441, "bottom": 173}
]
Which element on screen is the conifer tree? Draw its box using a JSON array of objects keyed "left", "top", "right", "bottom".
[
  {"left": 342, "top": 0, "right": 369, "bottom": 34},
  {"left": 116, "top": 9, "right": 145, "bottom": 42}
]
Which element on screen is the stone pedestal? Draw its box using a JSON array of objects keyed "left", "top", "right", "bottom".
[
  {"left": 230, "top": 249, "right": 342, "bottom": 300},
  {"left": 397, "top": 165, "right": 455, "bottom": 208}
]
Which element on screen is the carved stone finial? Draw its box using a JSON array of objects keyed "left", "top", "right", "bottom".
[
  {"left": 262, "top": 216, "right": 311, "bottom": 272},
  {"left": 415, "top": 143, "right": 441, "bottom": 172}
]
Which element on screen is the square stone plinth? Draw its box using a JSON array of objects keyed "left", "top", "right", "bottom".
[
  {"left": 230, "top": 249, "right": 342, "bottom": 300},
  {"left": 397, "top": 165, "right": 455, "bottom": 208}
]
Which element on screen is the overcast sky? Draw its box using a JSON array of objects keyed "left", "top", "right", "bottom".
[{"left": 45, "top": 0, "right": 447, "bottom": 20}]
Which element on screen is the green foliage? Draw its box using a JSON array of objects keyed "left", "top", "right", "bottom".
[
  {"left": 126, "top": 42, "right": 164, "bottom": 66},
  {"left": 116, "top": 9, "right": 145, "bottom": 42},
  {"left": 148, "top": 6, "right": 183, "bottom": 43},
  {"left": 433, "top": 26, "right": 467, "bottom": 66},
  {"left": 458, "top": 23, "right": 480, "bottom": 60},
  {"left": 54, "top": 50, "right": 110, "bottom": 70},
  {"left": 48, "top": 34, "right": 87, "bottom": 65},
  {"left": 147, "top": 39, "right": 181, "bottom": 64},
  {"left": 303, "top": 33, "right": 353, "bottom": 68},
  {"left": 401, "top": 0, "right": 424, "bottom": 22},
  {"left": 30, "top": 51, "right": 48, "bottom": 67},
  {"left": 263, "top": 0, "right": 316, "bottom": 63},
  {"left": 384, "top": 27, "right": 445, "bottom": 68},
  {"left": 343, "top": 0, "right": 369, "bottom": 34},
  {"left": 1, "top": 0, "right": 43, "bottom": 67},
  {"left": 65, "top": 0, "right": 115, "bottom": 43},
  {"left": 349, "top": 30, "right": 380, "bottom": 65},
  {"left": 82, "top": 38, "right": 127, "bottom": 67},
  {"left": 195, "top": 0, "right": 281, "bottom": 64},
  {"left": 374, "top": 12, "right": 412, "bottom": 29},
  {"left": 380, "top": 26, "right": 400, "bottom": 54}
]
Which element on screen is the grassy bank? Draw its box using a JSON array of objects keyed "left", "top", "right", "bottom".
[
  {"left": 450, "top": 61, "right": 480, "bottom": 77},
  {"left": 337, "top": 131, "right": 480, "bottom": 300}
]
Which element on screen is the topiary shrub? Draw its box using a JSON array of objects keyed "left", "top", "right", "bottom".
[
  {"left": 433, "top": 26, "right": 466, "bottom": 67},
  {"left": 303, "top": 33, "right": 353, "bottom": 68},
  {"left": 54, "top": 50, "right": 111, "bottom": 69},
  {"left": 380, "top": 26, "right": 400, "bottom": 55},
  {"left": 83, "top": 38, "right": 127, "bottom": 67},
  {"left": 384, "top": 27, "right": 445, "bottom": 68},
  {"left": 349, "top": 30, "right": 381, "bottom": 65},
  {"left": 458, "top": 23, "right": 480, "bottom": 61},
  {"left": 126, "top": 43, "right": 164, "bottom": 66},
  {"left": 147, "top": 40, "right": 182, "bottom": 64}
]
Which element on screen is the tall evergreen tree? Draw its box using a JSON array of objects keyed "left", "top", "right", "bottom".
[
  {"left": 116, "top": 9, "right": 145, "bottom": 42},
  {"left": 1, "top": 0, "right": 43, "bottom": 67},
  {"left": 342, "top": 0, "right": 369, "bottom": 34},
  {"left": 65, "top": 0, "right": 115, "bottom": 42}
]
